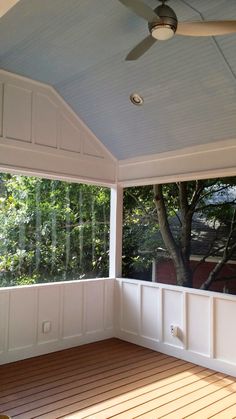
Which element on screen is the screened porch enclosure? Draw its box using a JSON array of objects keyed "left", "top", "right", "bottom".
[{"left": 0, "top": 62, "right": 236, "bottom": 417}]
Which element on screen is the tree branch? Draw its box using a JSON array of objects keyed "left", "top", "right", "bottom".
[
  {"left": 223, "top": 208, "right": 236, "bottom": 258},
  {"left": 198, "top": 185, "right": 231, "bottom": 203},
  {"left": 179, "top": 182, "right": 193, "bottom": 261},
  {"left": 153, "top": 184, "right": 179, "bottom": 262},
  {"left": 192, "top": 242, "right": 226, "bottom": 273},
  {"left": 189, "top": 180, "right": 205, "bottom": 212},
  {"left": 179, "top": 182, "right": 189, "bottom": 214},
  {"left": 196, "top": 200, "right": 236, "bottom": 212},
  {"left": 126, "top": 190, "right": 150, "bottom": 217},
  {"left": 213, "top": 275, "right": 236, "bottom": 283},
  {"left": 200, "top": 208, "right": 236, "bottom": 290}
]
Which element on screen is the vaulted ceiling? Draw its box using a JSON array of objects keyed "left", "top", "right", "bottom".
[{"left": 0, "top": 0, "right": 236, "bottom": 160}]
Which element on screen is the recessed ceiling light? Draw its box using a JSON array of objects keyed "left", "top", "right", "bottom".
[{"left": 130, "top": 93, "right": 144, "bottom": 106}]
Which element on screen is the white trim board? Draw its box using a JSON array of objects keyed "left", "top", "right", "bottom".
[{"left": 118, "top": 138, "right": 236, "bottom": 186}]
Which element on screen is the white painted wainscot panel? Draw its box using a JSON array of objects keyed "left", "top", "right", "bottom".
[
  {"left": 0, "top": 278, "right": 114, "bottom": 364},
  {"left": 116, "top": 278, "right": 236, "bottom": 377}
]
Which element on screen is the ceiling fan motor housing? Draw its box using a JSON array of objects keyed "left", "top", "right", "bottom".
[{"left": 149, "top": 4, "right": 178, "bottom": 39}]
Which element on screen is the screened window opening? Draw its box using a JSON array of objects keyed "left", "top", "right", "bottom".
[
  {"left": 0, "top": 173, "right": 110, "bottom": 287},
  {"left": 123, "top": 176, "right": 236, "bottom": 295}
]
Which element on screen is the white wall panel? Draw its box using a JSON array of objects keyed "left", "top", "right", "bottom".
[
  {"left": 37, "top": 285, "right": 60, "bottom": 344},
  {"left": 84, "top": 280, "right": 104, "bottom": 333},
  {"left": 8, "top": 288, "right": 37, "bottom": 350},
  {"left": 59, "top": 114, "right": 81, "bottom": 153},
  {"left": 84, "top": 137, "right": 104, "bottom": 159},
  {"left": 141, "top": 285, "right": 159, "bottom": 341},
  {"left": 62, "top": 282, "right": 83, "bottom": 339},
  {"left": 116, "top": 279, "right": 236, "bottom": 377},
  {"left": 4, "top": 83, "right": 32, "bottom": 142},
  {"left": 34, "top": 93, "right": 58, "bottom": 147},
  {"left": 163, "top": 289, "right": 183, "bottom": 348},
  {"left": 215, "top": 298, "right": 236, "bottom": 364},
  {"left": 104, "top": 279, "right": 114, "bottom": 330},
  {"left": 0, "top": 279, "right": 114, "bottom": 364},
  {"left": 0, "top": 292, "right": 8, "bottom": 353},
  {"left": 121, "top": 282, "right": 139, "bottom": 334},
  {"left": 187, "top": 293, "right": 210, "bottom": 356}
]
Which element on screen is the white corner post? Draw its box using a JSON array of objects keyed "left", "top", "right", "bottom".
[{"left": 109, "top": 185, "right": 123, "bottom": 278}]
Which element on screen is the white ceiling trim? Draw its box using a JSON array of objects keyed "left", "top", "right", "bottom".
[{"left": 118, "top": 138, "right": 236, "bottom": 186}]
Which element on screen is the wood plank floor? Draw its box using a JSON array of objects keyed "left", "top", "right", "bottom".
[{"left": 0, "top": 338, "right": 236, "bottom": 419}]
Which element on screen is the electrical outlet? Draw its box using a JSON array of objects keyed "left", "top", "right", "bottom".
[
  {"left": 170, "top": 324, "right": 178, "bottom": 337},
  {"left": 42, "top": 321, "right": 51, "bottom": 334}
]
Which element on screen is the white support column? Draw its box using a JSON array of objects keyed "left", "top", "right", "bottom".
[
  {"left": 152, "top": 259, "right": 156, "bottom": 282},
  {"left": 109, "top": 185, "right": 123, "bottom": 278}
]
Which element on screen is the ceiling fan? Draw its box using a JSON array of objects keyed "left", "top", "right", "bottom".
[{"left": 118, "top": 0, "right": 236, "bottom": 60}]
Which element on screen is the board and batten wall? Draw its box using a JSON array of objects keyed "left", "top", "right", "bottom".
[
  {"left": 0, "top": 69, "right": 116, "bottom": 185},
  {"left": 115, "top": 278, "right": 236, "bottom": 377},
  {"left": 0, "top": 278, "right": 114, "bottom": 364},
  {"left": 1, "top": 276, "right": 236, "bottom": 377}
]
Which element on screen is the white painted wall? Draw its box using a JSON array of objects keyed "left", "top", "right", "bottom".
[
  {"left": 116, "top": 278, "right": 236, "bottom": 377},
  {"left": 0, "top": 278, "right": 114, "bottom": 364},
  {"left": 0, "top": 70, "right": 116, "bottom": 185}
]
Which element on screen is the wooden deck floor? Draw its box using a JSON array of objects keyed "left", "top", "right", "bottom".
[{"left": 0, "top": 339, "right": 236, "bottom": 419}]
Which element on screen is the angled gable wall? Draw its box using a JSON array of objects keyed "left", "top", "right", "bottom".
[{"left": 0, "top": 70, "right": 116, "bottom": 184}]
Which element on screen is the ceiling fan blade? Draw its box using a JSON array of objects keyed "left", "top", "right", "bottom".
[
  {"left": 177, "top": 21, "right": 236, "bottom": 37},
  {"left": 0, "top": 0, "right": 20, "bottom": 18},
  {"left": 126, "top": 35, "right": 156, "bottom": 60},
  {"left": 118, "top": 0, "right": 157, "bottom": 22}
]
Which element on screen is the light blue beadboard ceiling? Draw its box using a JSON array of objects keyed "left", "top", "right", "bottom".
[{"left": 0, "top": 0, "right": 236, "bottom": 160}]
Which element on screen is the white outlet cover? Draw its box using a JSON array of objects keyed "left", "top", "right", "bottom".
[
  {"left": 42, "top": 321, "right": 51, "bottom": 334},
  {"left": 170, "top": 325, "right": 178, "bottom": 337}
]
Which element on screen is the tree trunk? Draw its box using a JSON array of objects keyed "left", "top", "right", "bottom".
[
  {"left": 174, "top": 256, "right": 193, "bottom": 287},
  {"left": 154, "top": 184, "right": 193, "bottom": 288}
]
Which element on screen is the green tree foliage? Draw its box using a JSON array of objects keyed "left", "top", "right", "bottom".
[
  {"left": 0, "top": 173, "right": 110, "bottom": 286},
  {"left": 123, "top": 186, "right": 155, "bottom": 278}
]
